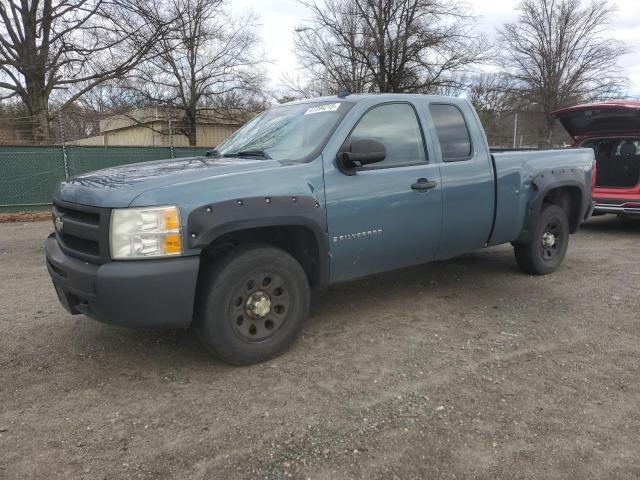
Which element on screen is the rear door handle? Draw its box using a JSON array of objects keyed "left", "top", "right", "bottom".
[{"left": 411, "top": 178, "right": 438, "bottom": 190}]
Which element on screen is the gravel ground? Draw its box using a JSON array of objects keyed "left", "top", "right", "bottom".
[{"left": 1, "top": 216, "right": 639, "bottom": 479}]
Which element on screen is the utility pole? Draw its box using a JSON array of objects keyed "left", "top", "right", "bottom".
[
  {"left": 321, "top": 49, "right": 330, "bottom": 95},
  {"left": 295, "top": 26, "right": 330, "bottom": 96},
  {"left": 512, "top": 112, "right": 518, "bottom": 149},
  {"left": 167, "top": 114, "right": 175, "bottom": 159}
]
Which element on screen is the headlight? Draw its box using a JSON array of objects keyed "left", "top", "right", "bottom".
[{"left": 110, "top": 206, "right": 182, "bottom": 259}]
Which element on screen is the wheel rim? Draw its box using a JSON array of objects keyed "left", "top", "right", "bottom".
[
  {"left": 228, "top": 272, "right": 290, "bottom": 342},
  {"left": 540, "top": 221, "right": 562, "bottom": 261}
]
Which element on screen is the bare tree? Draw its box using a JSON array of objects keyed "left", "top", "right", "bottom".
[
  {"left": 468, "top": 75, "right": 514, "bottom": 118},
  {"left": 467, "top": 74, "right": 517, "bottom": 142},
  {"left": 279, "top": 73, "right": 326, "bottom": 100},
  {"left": 130, "top": 0, "right": 266, "bottom": 146},
  {"left": 0, "top": 0, "right": 166, "bottom": 142},
  {"left": 77, "top": 81, "right": 153, "bottom": 115},
  {"left": 293, "top": 0, "right": 488, "bottom": 94},
  {"left": 498, "top": 0, "right": 629, "bottom": 141},
  {"left": 293, "top": 2, "right": 371, "bottom": 95}
]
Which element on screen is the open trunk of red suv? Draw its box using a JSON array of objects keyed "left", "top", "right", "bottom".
[
  {"left": 553, "top": 101, "right": 640, "bottom": 216},
  {"left": 582, "top": 138, "right": 640, "bottom": 188}
]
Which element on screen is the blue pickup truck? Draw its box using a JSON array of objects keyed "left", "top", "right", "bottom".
[{"left": 46, "top": 94, "right": 595, "bottom": 365}]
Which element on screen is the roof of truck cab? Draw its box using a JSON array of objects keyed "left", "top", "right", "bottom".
[{"left": 282, "top": 93, "right": 469, "bottom": 105}]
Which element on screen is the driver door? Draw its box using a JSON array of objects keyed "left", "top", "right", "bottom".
[{"left": 323, "top": 102, "right": 443, "bottom": 282}]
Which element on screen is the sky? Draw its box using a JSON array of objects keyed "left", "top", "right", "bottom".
[{"left": 230, "top": 0, "right": 640, "bottom": 97}]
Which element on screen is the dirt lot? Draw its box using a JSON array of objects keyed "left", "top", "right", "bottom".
[{"left": 1, "top": 217, "right": 639, "bottom": 479}]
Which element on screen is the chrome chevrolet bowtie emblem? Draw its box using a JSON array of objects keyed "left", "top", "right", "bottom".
[{"left": 54, "top": 216, "right": 64, "bottom": 233}]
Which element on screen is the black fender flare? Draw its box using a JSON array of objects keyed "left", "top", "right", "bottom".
[
  {"left": 515, "top": 168, "right": 588, "bottom": 244},
  {"left": 187, "top": 195, "right": 330, "bottom": 287}
]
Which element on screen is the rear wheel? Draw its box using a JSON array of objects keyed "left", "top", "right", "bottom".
[
  {"left": 514, "top": 204, "right": 569, "bottom": 275},
  {"left": 196, "top": 245, "right": 310, "bottom": 365}
]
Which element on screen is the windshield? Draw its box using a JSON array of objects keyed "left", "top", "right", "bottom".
[{"left": 216, "top": 101, "right": 351, "bottom": 162}]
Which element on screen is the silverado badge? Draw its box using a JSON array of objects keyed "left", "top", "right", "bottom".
[{"left": 333, "top": 229, "right": 383, "bottom": 243}]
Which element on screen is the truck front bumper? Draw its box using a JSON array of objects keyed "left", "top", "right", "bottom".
[{"left": 45, "top": 233, "right": 200, "bottom": 328}]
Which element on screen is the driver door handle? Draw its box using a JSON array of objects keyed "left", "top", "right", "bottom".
[{"left": 411, "top": 178, "right": 438, "bottom": 190}]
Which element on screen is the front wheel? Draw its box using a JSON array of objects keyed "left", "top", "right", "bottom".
[
  {"left": 196, "top": 245, "right": 310, "bottom": 366},
  {"left": 514, "top": 204, "right": 569, "bottom": 275}
]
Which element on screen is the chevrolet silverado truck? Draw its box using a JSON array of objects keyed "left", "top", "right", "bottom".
[
  {"left": 552, "top": 100, "right": 640, "bottom": 218},
  {"left": 46, "top": 94, "right": 595, "bottom": 365}
]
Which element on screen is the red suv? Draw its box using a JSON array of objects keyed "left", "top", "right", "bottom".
[{"left": 553, "top": 101, "right": 640, "bottom": 218}]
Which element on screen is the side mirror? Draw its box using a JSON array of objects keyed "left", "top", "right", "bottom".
[{"left": 337, "top": 138, "right": 386, "bottom": 175}]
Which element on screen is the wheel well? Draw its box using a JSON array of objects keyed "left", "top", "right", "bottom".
[
  {"left": 199, "top": 225, "right": 323, "bottom": 288},
  {"left": 542, "top": 186, "right": 582, "bottom": 233}
]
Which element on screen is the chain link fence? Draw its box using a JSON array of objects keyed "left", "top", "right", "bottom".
[
  {"left": 0, "top": 146, "right": 210, "bottom": 212},
  {"left": 0, "top": 106, "right": 246, "bottom": 212}
]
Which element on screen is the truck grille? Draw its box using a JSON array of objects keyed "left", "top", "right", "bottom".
[{"left": 51, "top": 199, "right": 111, "bottom": 264}]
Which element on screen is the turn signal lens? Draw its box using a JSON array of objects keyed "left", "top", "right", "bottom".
[
  {"left": 164, "top": 208, "right": 180, "bottom": 231},
  {"left": 163, "top": 234, "right": 182, "bottom": 255}
]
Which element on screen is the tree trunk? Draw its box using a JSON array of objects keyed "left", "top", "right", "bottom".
[
  {"left": 24, "top": 76, "right": 51, "bottom": 144},
  {"left": 185, "top": 108, "right": 197, "bottom": 146},
  {"left": 33, "top": 108, "right": 51, "bottom": 144}
]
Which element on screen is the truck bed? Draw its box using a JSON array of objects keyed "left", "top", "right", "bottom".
[{"left": 488, "top": 148, "right": 595, "bottom": 246}]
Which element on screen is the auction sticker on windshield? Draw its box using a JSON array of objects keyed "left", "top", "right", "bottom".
[{"left": 305, "top": 103, "right": 341, "bottom": 115}]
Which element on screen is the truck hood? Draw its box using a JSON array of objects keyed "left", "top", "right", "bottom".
[
  {"left": 552, "top": 101, "right": 640, "bottom": 141},
  {"left": 55, "top": 156, "right": 284, "bottom": 208}
]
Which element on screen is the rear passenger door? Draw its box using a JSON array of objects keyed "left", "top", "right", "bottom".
[{"left": 428, "top": 103, "right": 495, "bottom": 259}]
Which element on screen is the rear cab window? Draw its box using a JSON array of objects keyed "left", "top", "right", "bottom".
[{"left": 429, "top": 104, "right": 473, "bottom": 162}]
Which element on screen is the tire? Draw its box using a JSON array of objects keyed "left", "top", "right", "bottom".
[
  {"left": 196, "top": 244, "right": 310, "bottom": 366},
  {"left": 514, "top": 204, "right": 569, "bottom": 275}
]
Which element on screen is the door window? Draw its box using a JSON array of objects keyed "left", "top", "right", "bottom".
[
  {"left": 347, "top": 103, "right": 427, "bottom": 167},
  {"left": 429, "top": 104, "right": 472, "bottom": 162}
]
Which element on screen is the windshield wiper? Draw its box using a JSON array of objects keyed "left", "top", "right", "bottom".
[{"left": 222, "top": 149, "right": 271, "bottom": 159}]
